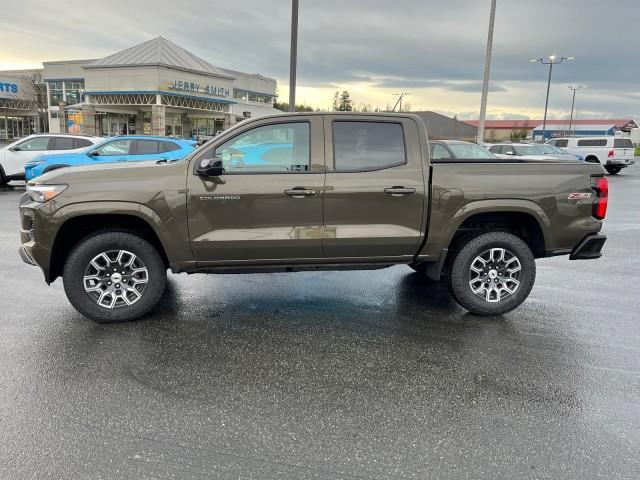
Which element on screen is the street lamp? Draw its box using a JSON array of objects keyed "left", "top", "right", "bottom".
[
  {"left": 567, "top": 85, "right": 585, "bottom": 136},
  {"left": 530, "top": 55, "right": 575, "bottom": 142}
]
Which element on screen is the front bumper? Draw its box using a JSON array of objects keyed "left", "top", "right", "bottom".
[
  {"left": 569, "top": 233, "right": 607, "bottom": 260},
  {"left": 19, "top": 244, "right": 37, "bottom": 265}
]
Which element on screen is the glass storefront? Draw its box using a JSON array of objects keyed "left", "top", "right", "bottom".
[
  {"left": 100, "top": 114, "right": 136, "bottom": 136},
  {"left": 0, "top": 116, "right": 35, "bottom": 140},
  {"left": 165, "top": 112, "right": 182, "bottom": 137},
  {"left": 191, "top": 117, "right": 225, "bottom": 137}
]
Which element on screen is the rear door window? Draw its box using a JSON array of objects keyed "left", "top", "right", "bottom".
[
  {"left": 74, "top": 138, "right": 93, "bottom": 149},
  {"left": 134, "top": 140, "right": 161, "bottom": 155},
  {"left": 52, "top": 137, "right": 77, "bottom": 150},
  {"left": 158, "top": 141, "right": 181, "bottom": 153},
  {"left": 614, "top": 138, "right": 633, "bottom": 148},
  {"left": 333, "top": 121, "right": 406, "bottom": 171},
  {"left": 577, "top": 139, "right": 607, "bottom": 147}
]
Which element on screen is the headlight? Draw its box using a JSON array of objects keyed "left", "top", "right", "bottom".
[{"left": 27, "top": 184, "right": 68, "bottom": 203}]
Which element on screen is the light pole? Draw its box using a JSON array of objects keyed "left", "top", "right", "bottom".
[
  {"left": 477, "top": 0, "right": 497, "bottom": 143},
  {"left": 530, "top": 55, "right": 574, "bottom": 142},
  {"left": 567, "top": 85, "right": 584, "bottom": 136},
  {"left": 392, "top": 92, "right": 410, "bottom": 112},
  {"left": 289, "top": 0, "right": 299, "bottom": 112}
]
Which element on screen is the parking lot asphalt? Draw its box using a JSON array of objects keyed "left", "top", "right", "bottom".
[{"left": 1, "top": 167, "right": 639, "bottom": 479}]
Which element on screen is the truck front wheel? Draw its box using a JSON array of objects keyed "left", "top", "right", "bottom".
[
  {"left": 63, "top": 231, "right": 167, "bottom": 323},
  {"left": 448, "top": 232, "right": 536, "bottom": 316}
]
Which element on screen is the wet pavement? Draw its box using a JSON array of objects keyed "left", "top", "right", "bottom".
[{"left": 0, "top": 168, "right": 639, "bottom": 479}]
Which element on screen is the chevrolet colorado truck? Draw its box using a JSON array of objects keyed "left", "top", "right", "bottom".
[{"left": 19, "top": 113, "right": 608, "bottom": 323}]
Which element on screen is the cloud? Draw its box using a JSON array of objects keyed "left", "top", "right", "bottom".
[{"left": 1, "top": 0, "right": 638, "bottom": 118}]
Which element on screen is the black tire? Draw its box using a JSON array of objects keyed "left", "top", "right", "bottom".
[
  {"left": 447, "top": 231, "right": 536, "bottom": 316},
  {"left": 605, "top": 166, "right": 621, "bottom": 175},
  {"left": 63, "top": 231, "right": 167, "bottom": 323},
  {"left": 0, "top": 167, "right": 7, "bottom": 186}
]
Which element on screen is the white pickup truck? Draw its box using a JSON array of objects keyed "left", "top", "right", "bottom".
[{"left": 546, "top": 136, "right": 635, "bottom": 174}]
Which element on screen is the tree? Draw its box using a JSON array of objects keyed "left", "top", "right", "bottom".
[{"left": 336, "top": 90, "right": 353, "bottom": 111}]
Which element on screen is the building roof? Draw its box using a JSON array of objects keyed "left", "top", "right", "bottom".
[
  {"left": 464, "top": 119, "right": 636, "bottom": 129},
  {"left": 532, "top": 124, "right": 618, "bottom": 132},
  {"left": 410, "top": 111, "right": 477, "bottom": 140},
  {"left": 85, "top": 37, "right": 234, "bottom": 79}
]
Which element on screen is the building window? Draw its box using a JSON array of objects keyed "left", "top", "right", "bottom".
[
  {"left": 233, "top": 90, "right": 248, "bottom": 101},
  {"left": 233, "top": 89, "right": 273, "bottom": 104},
  {"left": 48, "top": 81, "right": 64, "bottom": 106},
  {"left": 64, "top": 80, "right": 85, "bottom": 105}
]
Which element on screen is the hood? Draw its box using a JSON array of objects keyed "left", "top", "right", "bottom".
[
  {"left": 33, "top": 158, "right": 183, "bottom": 184},
  {"left": 28, "top": 151, "right": 89, "bottom": 164}
]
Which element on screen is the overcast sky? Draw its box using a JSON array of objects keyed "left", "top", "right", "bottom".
[{"left": 1, "top": 0, "right": 638, "bottom": 120}]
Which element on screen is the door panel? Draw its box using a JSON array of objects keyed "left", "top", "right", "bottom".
[
  {"left": 5, "top": 136, "right": 52, "bottom": 176},
  {"left": 322, "top": 116, "right": 427, "bottom": 259},
  {"left": 187, "top": 116, "right": 325, "bottom": 264}
]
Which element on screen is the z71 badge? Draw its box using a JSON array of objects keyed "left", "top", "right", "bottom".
[{"left": 568, "top": 192, "right": 592, "bottom": 200}]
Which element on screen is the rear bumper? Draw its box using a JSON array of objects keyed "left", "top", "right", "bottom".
[
  {"left": 606, "top": 159, "right": 632, "bottom": 166},
  {"left": 569, "top": 233, "right": 607, "bottom": 260}
]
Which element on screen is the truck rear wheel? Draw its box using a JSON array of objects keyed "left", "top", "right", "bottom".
[
  {"left": 605, "top": 166, "right": 621, "bottom": 175},
  {"left": 447, "top": 232, "right": 535, "bottom": 316},
  {"left": 63, "top": 231, "right": 167, "bottom": 323}
]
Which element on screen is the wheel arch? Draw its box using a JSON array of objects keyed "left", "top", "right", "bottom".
[{"left": 48, "top": 207, "right": 171, "bottom": 283}]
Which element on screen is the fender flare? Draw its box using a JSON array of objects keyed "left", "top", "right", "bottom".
[
  {"left": 49, "top": 200, "right": 174, "bottom": 259},
  {"left": 422, "top": 199, "right": 551, "bottom": 260}
]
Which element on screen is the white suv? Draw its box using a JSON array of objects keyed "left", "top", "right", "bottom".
[
  {"left": 0, "top": 134, "right": 100, "bottom": 185},
  {"left": 546, "top": 136, "right": 635, "bottom": 174}
]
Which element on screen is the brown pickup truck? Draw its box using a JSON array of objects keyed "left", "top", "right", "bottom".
[{"left": 19, "top": 113, "right": 608, "bottom": 322}]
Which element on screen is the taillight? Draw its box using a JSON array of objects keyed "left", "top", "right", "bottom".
[
  {"left": 592, "top": 176, "right": 608, "bottom": 219},
  {"left": 608, "top": 150, "right": 615, "bottom": 158}
]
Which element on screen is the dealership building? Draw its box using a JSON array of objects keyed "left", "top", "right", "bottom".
[
  {"left": 0, "top": 69, "right": 47, "bottom": 140},
  {"left": 0, "top": 37, "right": 279, "bottom": 140}
]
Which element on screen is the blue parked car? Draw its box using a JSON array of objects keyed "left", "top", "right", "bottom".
[{"left": 25, "top": 136, "right": 196, "bottom": 180}]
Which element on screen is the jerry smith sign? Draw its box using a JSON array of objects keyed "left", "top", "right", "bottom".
[{"left": 167, "top": 80, "right": 230, "bottom": 98}]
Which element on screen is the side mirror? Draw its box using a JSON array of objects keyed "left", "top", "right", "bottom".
[
  {"left": 88, "top": 150, "right": 99, "bottom": 156},
  {"left": 196, "top": 157, "right": 225, "bottom": 177},
  {"left": 505, "top": 150, "right": 515, "bottom": 155},
  {"left": 9, "top": 146, "right": 21, "bottom": 152}
]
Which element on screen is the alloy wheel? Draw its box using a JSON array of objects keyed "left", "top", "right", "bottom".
[
  {"left": 468, "top": 247, "right": 522, "bottom": 303},
  {"left": 83, "top": 250, "right": 149, "bottom": 309}
]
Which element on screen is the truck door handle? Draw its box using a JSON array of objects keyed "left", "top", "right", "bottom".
[
  {"left": 285, "top": 187, "right": 318, "bottom": 198},
  {"left": 384, "top": 186, "right": 416, "bottom": 196}
]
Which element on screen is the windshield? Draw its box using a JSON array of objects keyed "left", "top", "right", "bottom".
[
  {"left": 513, "top": 145, "right": 544, "bottom": 155},
  {"left": 447, "top": 143, "right": 496, "bottom": 159}
]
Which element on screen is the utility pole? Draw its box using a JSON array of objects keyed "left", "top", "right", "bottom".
[
  {"left": 288, "top": 0, "right": 299, "bottom": 112},
  {"left": 392, "top": 92, "right": 410, "bottom": 112},
  {"left": 530, "top": 55, "right": 574, "bottom": 142},
  {"left": 477, "top": 0, "right": 496, "bottom": 143},
  {"left": 567, "top": 85, "right": 584, "bottom": 136}
]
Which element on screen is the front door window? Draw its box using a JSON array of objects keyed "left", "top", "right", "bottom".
[{"left": 214, "top": 123, "right": 310, "bottom": 173}]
